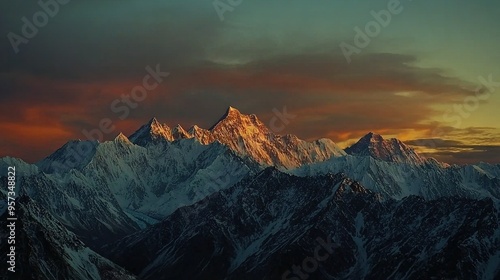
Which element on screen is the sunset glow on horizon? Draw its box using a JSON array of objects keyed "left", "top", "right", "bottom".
[{"left": 1, "top": 0, "right": 499, "bottom": 164}]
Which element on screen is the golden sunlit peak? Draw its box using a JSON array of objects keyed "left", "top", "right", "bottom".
[
  {"left": 208, "top": 106, "right": 242, "bottom": 130},
  {"left": 114, "top": 132, "right": 131, "bottom": 143},
  {"left": 226, "top": 106, "right": 241, "bottom": 114},
  {"left": 147, "top": 117, "right": 161, "bottom": 126},
  {"left": 220, "top": 106, "right": 244, "bottom": 120}
]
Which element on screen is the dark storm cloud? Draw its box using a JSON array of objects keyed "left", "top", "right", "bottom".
[
  {"left": 406, "top": 139, "right": 464, "bottom": 148},
  {"left": 127, "top": 52, "right": 477, "bottom": 140},
  {"left": 0, "top": 0, "right": 220, "bottom": 80},
  {"left": 0, "top": 51, "right": 481, "bottom": 160},
  {"left": 239, "top": 53, "right": 475, "bottom": 96},
  {"left": 0, "top": 1, "right": 497, "bottom": 164},
  {"left": 419, "top": 146, "right": 500, "bottom": 165},
  {"left": 407, "top": 127, "right": 500, "bottom": 164}
]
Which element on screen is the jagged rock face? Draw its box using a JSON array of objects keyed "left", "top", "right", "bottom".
[
  {"left": 293, "top": 154, "right": 500, "bottom": 200},
  {"left": 129, "top": 118, "right": 174, "bottom": 145},
  {"left": 105, "top": 169, "right": 500, "bottom": 280},
  {"left": 345, "top": 132, "right": 427, "bottom": 165},
  {"left": 126, "top": 107, "right": 346, "bottom": 169},
  {"left": 36, "top": 140, "right": 99, "bottom": 173},
  {"left": 6, "top": 134, "right": 253, "bottom": 250},
  {"left": 81, "top": 138, "right": 253, "bottom": 220},
  {"left": 1, "top": 157, "right": 139, "bottom": 248},
  {"left": 0, "top": 196, "right": 137, "bottom": 280},
  {"left": 20, "top": 172, "right": 140, "bottom": 247},
  {"left": 32, "top": 136, "right": 254, "bottom": 223}
]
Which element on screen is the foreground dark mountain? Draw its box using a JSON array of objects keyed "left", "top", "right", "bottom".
[
  {"left": 0, "top": 196, "right": 136, "bottom": 280},
  {"left": 1, "top": 156, "right": 140, "bottom": 248},
  {"left": 105, "top": 169, "right": 500, "bottom": 280}
]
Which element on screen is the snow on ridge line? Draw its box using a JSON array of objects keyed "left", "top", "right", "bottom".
[{"left": 124, "top": 106, "right": 346, "bottom": 168}]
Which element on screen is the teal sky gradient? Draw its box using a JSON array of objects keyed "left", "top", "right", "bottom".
[{"left": 1, "top": 0, "right": 499, "bottom": 164}]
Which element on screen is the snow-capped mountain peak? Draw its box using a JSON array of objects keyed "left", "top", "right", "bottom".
[
  {"left": 225, "top": 106, "right": 241, "bottom": 117},
  {"left": 126, "top": 107, "right": 346, "bottom": 168},
  {"left": 187, "top": 124, "right": 200, "bottom": 134},
  {"left": 226, "top": 105, "right": 240, "bottom": 116},
  {"left": 208, "top": 106, "right": 266, "bottom": 132},
  {"left": 172, "top": 124, "right": 191, "bottom": 139},
  {"left": 210, "top": 107, "right": 268, "bottom": 136},
  {"left": 114, "top": 132, "right": 132, "bottom": 144},
  {"left": 187, "top": 124, "right": 214, "bottom": 144},
  {"left": 5, "top": 107, "right": 500, "bottom": 280},
  {"left": 365, "top": 131, "right": 384, "bottom": 143},
  {"left": 149, "top": 117, "right": 160, "bottom": 126},
  {"left": 345, "top": 132, "right": 426, "bottom": 165},
  {"left": 128, "top": 117, "right": 173, "bottom": 145},
  {"left": 205, "top": 106, "right": 346, "bottom": 168}
]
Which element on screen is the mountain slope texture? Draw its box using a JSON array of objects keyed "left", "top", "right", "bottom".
[{"left": 0, "top": 106, "right": 498, "bottom": 280}]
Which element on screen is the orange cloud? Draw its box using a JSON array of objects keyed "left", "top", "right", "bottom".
[{"left": 0, "top": 53, "right": 492, "bottom": 164}]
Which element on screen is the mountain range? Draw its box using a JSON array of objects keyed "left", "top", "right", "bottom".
[{"left": 1, "top": 106, "right": 498, "bottom": 279}]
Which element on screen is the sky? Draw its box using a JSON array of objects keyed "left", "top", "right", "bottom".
[{"left": 1, "top": 0, "right": 499, "bottom": 164}]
